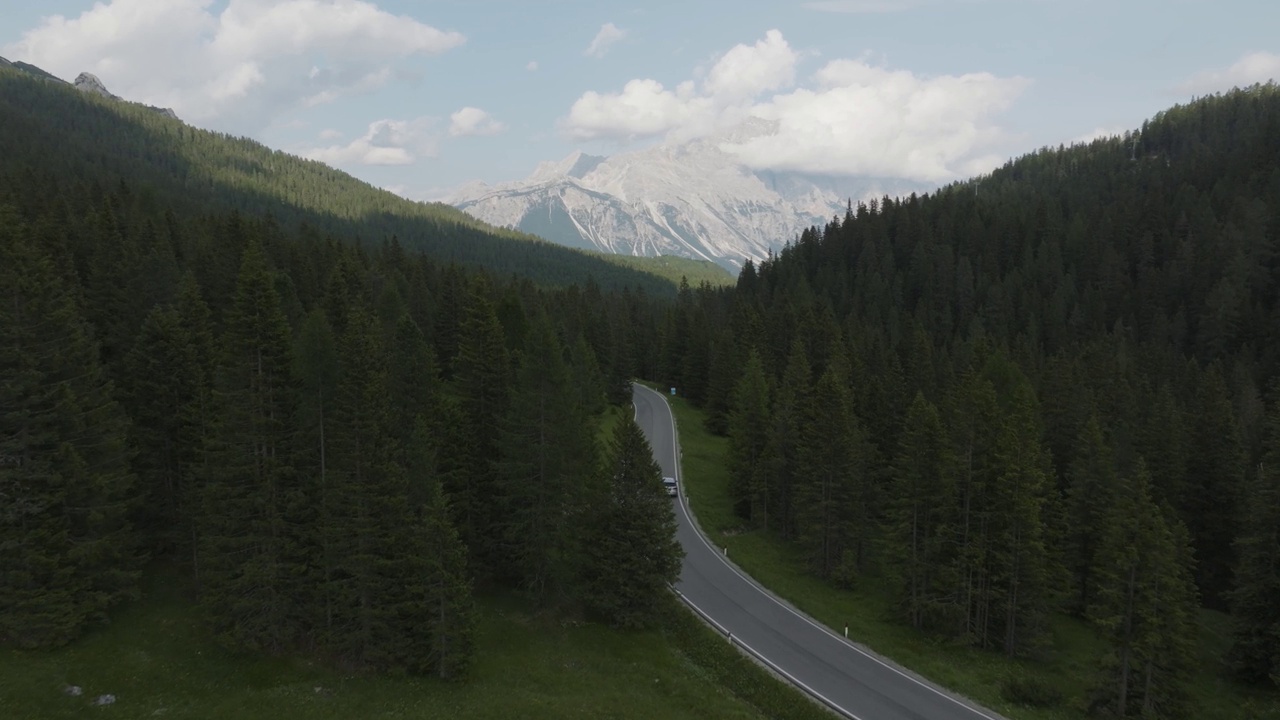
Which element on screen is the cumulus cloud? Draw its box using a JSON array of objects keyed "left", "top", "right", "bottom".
[
  {"left": 526, "top": 60, "right": 539, "bottom": 71},
  {"left": 317, "top": 128, "right": 343, "bottom": 140},
  {"left": 303, "top": 116, "right": 437, "bottom": 166},
  {"left": 2, "top": 0, "right": 464, "bottom": 134},
  {"left": 584, "top": 22, "right": 625, "bottom": 58},
  {"left": 448, "top": 107, "right": 506, "bottom": 137},
  {"left": 1176, "top": 51, "right": 1280, "bottom": 96},
  {"left": 562, "top": 29, "right": 1028, "bottom": 182}
]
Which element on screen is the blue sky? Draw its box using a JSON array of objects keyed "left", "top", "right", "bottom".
[{"left": 3, "top": 0, "right": 1278, "bottom": 201}]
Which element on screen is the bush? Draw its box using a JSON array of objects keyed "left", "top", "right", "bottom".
[{"left": 1000, "top": 675, "right": 1065, "bottom": 708}]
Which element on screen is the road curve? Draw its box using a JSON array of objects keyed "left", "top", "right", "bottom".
[{"left": 633, "top": 383, "right": 1008, "bottom": 720}]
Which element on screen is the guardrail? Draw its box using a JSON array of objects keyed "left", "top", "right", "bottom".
[{"left": 670, "top": 587, "right": 857, "bottom": 720}]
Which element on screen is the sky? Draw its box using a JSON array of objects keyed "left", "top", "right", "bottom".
[{"left": 2, "top": 0, "right": 1279, "bottom": 202}]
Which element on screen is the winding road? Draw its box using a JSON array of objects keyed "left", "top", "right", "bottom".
[{"left": 632, "top": 383, "right": 1007, "bottom": 720}]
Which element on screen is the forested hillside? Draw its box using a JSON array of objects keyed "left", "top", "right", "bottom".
[
  {"left": 0, "top": 63, "right": 692, "bottom": 294},
  {"left": 0, "top": 62, "right": 688, "bottom": 675},
  {"left": 649, "top": 84, "right": 1280, "bottom": 717}
]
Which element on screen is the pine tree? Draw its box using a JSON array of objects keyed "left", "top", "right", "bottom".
[
  {"left": 450, "top": 281, "right": 510, "bottom": 574},
  {"left": 121, "top": 305, "right": 201, "bottom": 554},
  {"left": 493, "top": 311, "right": 597, "bottom": 603},
  {"left": 404, "top": 417, "right": 475, "bottom": 678},
  {"left": 1185, "top": 364, "right": 1245, "bottom": 608},
  {"left": 1088, "top": 459, "right": 1198, "bottom": 719},
  {"left": 583, "top": 415, "right": 683, "bottom": 628},
  {"left": 885, "top": 392, "right": 957, "bottom": 633},
  {"left": 292, "top": 308, "right": 339, "bottom": 639},
  {"left": 987, "top": 379, "right": 1055, "bottom": 657},
  {"left": 325, "top": 302, "right": 409, "bottom": 665},
  {"left": 793, "top": 359, "right": 876, "bottom": 584},
  {"left": 1227, "top": 380, "right": 1280, "bottom": 686},
  {"left": 197, "top": 240, "right": 304, "bottom": 653},
  {"left": 1064, "top": 414, "right": 1118, "bottom": 618},
  {"left": 766, "top": 338, "right": 814, "bottom": 539},
  {"left": 0, "top": 210, "right": 141, "bottom": 648},
  {"left": 726, "top": 349, "right": 771, "bottom": 523},
  {"left": 942, "top": 369, "right": 1001, "bottom": 646}
]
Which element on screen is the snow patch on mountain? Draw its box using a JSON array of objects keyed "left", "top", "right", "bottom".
[{"left": 449, "top": 119, "right": 924, "bottom": 270}]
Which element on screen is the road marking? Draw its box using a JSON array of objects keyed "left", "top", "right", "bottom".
[
  {"left": 675, "top": 589, "right": 863, "bottom": 720},
  {"left": 635, "top": 383, "right": 1004, "bottom": 720}
]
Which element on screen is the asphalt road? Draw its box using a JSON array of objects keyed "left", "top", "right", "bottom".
[{"left": 633, "top": 383, "right": 1007, "bottom": 720}]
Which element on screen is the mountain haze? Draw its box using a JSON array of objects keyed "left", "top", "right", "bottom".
[{"left": 451, "top": 118, "right": 924, "bottom": 271}]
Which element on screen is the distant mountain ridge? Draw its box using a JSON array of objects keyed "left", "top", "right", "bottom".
[
  {"left": 0, "top": 54, "right": 180, "bottom": 120},
  {"left": 449, "top": 118, "right": 925, "bottom": 271}
]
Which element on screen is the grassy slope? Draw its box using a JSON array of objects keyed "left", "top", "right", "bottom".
[
  {"left": 599, "top": 255, "right": 735, "bottom": 288},
  {"left": 0, "top": 572, "right": 764, "bottom": 720},
  {"left": 651, "top": 386, "right": 1280, "bottom": 720}
]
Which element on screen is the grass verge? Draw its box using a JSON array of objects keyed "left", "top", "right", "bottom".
[
  {"left": 0, "top": 570, "right": 773, "bottom": 720},
  {"left": 653, "top": 385, "right": 1280, "bottom": 720}
]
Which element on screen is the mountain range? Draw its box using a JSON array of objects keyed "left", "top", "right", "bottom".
[{"left": 448, "top": 118, "right": 926, "bottom": 271}]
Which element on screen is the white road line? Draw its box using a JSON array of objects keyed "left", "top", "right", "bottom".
[
  {"left": 676, "top": 590, "right": 863, "bottom": 720},
  {"left": 635, "top": 383, "right": 1004, "bottom": 720}
]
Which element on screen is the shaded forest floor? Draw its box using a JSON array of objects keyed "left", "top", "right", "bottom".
[
  {"left": 0, "top": 568, "right": 771, "bottom": 720},
  {"left": 657, "top": 388, "right": 1280, "bottom": 720}
]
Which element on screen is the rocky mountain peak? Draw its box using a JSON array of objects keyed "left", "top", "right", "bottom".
[
  {"left": 71, "top": 70, "right": 180, "bottom": 120},
  {"left": 74, "top": 72, "right": 121, "bottom": 100}
]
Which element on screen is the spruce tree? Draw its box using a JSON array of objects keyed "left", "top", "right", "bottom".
[
  {"left": 493, "top": 311, "right": 597, "bottom": 603},
  {"left": 1088, "top": 459, "right": 1198, "bottom": 719},
  {"left": 404, "top": 417, "right": 475, "bottom": 678},
  {"left": 1227, "top": 380, "right": 1280, "bottom": 686},
  {"left": 726, "top": 349, "right": 771, "bottom": 523},
  {"left": 1064, "top": 414, "right": 1118, "bottom": 618},
  {"left": 987, "top": 379, "right": 1055, "bottom": 657},
  {"left": 885, "top": 392, "right": 957, "bottom": 633},
  {"left": 0, "top": 213, "right": 141, "bottom": 647},
  {"left": 766, "top": 338, "right": 814, "bottom": 539},
  {"left": 197, "top": 240, "right": 303, "bottom": 653},
  {"left": 583, "top": 415, "right": 684, "bottom": 628},
  {"left": 793, "top": 359, "right": 876, "bottom": 583},
  {"left": 451, "top": 281, "right": 510, "bottom": 573}
]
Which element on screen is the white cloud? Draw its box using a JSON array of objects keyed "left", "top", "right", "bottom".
[
  {"left": 2, "top": 0, "right": 465, "bottom": 134},
  {"left": 448, "top": 107, "right": 506, "bottom": 137},
  {"left": 526, "top": 60, "right": 538, "bottom": 71},
  {"left": 584, "top": 22, "right": 625, "bottom": 58},
  {"left": 561, "top": 29, "right": 1028, "bottom": 183},
  {"left": 318, "top": 128, "right": 343, "bottom": 140},
  {"left": 1176, "top": 51, "right": 1280, "bottom": 96},
  {"left": 303, "top": 117, "right": 437, "bottom": 166}
]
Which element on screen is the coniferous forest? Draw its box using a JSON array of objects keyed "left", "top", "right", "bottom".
[
  {"left": 2, "top": 55, "right": 1280, "bottom": 719},
  {"left": 0, "top": 64, "right": 685, "bottom": 678},
  {"left": 657, "top": 83, "right": 1280, "bottom": 717}
]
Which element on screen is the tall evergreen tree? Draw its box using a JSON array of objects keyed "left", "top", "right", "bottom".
[
  {"left": 1089, "top": 460, "right": 1198, "bottom": 719},
  {"left": 726, "top": 349, "right": 771, "bottom": 523},
  {"left": 1064, "top": 415, "right": 1119, "bottom": 618},
  {"left": 451, "top": 281, "right": 511, "bottom": 574},
  {"left": 885, "top": 392, "right": 957, "bottom": 633},
  {"left": 197, "top": 240, "right": 304, "bottom": 653},
  {"left": 793, "top": 359, "right": 876, "bottom": 583},
  {"left": 0, "top": 213, "right": 140, "bottom": 647},
  {"left": 1228, "top": 380, "right": 1280, "bottom": 687},
  {"left": 405, "top": 417, "right": 475, "bottom": 678},
  {"left": 493, "top": 311, "right": 597, "bottom": 603},
  {"left": 583, "top": 415, "right": 683, "bottom": 628}
]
